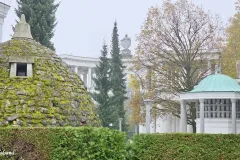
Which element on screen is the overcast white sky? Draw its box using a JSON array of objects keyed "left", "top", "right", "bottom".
[{"left": 2, "top": 0, "right": 237, "bottom": 57}]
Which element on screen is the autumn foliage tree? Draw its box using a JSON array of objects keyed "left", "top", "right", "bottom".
[
  {"left": 133, "top": 0, "right": 223, "bottom": 132},
  {"left": 128, "top": 68, "right": 161, "bottom": 132},
  {"left": 128, "top": 74, "right": 142, "bottom": 126},
  {"left": 222, "top": 0, "right": 240, "bottom": 78}
]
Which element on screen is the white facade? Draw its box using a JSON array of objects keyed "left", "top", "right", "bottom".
[
  {"left": 59, "top": 33, "right": 222, "bottom": 134},
  {"left": 139, "top": 114, "right": 181, "bottom": 133},
  {"left": 0, "top": 1, "right": 10, "bottom": 42},
  {"left": 59, "top": 54, "right": 134, "bottom": 91},
  {"left": 59, "top": 52, "right": 222, "bottom": 134}
]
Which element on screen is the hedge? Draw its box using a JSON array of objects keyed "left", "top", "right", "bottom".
[
  {"left": 129, "top": 133, "right": 240, "bottom": 160},
  {"left": 0, "top": 127, "right": 127, "bottom": 160},
  {"left": 2, "top": 129, "right": 240, "bottom": 160}
]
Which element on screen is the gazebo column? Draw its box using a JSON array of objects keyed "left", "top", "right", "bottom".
[
  {"left": 199, "top": 99, "right": 205, "bottom": 133},
  {"left": 231, "top": 99, "right": 237, "bottom": 134},
  {"left": 180, "top": 100, "right": 187, "bottom": 132}
]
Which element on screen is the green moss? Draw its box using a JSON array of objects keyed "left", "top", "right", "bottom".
[{"left": 0, "top": 39, "right": 100, "bottom": 127}]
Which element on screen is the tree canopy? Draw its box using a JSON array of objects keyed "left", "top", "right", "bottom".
[
  {"left": 15, "top": 0, "right": 59, "bottom": 50},
  {"left": 132, "top": 0, "right": 223, "bottom": 132},
  {"left": 110, "top": 22, "right": 127, "bottom": 131},
  {"left": 92, "top": 43, "right": 113, "bottom": 128},
  {"left": 221, "top": 0, "right": 240, "bottom": 78}
]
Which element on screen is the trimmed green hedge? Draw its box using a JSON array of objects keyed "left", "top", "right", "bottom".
[
  {"left": 0, "top": 127, "right": 126, "bottom": 160},
  {"left": 129, "top": 133, "right": 240, "bottom": 160},
  {"left": 2, "top": 129, "right": 240, "bottom": 160}
]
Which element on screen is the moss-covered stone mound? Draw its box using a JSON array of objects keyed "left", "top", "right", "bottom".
[{"left": 0, "top": 37, "right": 99, "bottom": 127}]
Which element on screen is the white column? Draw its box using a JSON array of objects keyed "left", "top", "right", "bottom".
[
  {"left": 180, "top": 100, "right": 187, "bottom": 132},
  {"left": 217, "top": 99, "right": 220, "bottom": 118},
  {"left": 231, "top": 99, "right": 237, "bottom": 134},
  {"left": 199, "top": 99, "right": 205, "bottom": 133},
  {"left": 0, "top": 3, "right": 10, "bottom": 42},
  {"left": 0, "top": 23, "right": 2, "bottom": 42},
  {"left": 75, "top": 66, "right": 78, "bottom": 75},
  {"left": 144, "top": 99, "right": 153, "bottom": 133},
  {"left": 92, "top": 69, "right": 96, "bottom": 88},
  {"left": 119, "top": 118, "right": 122, "bottom": 131},
  {"left": 87, "top": 68, "right": 92, "bottom": 89},
  {"left": 83, "top": 72, "right": 88, "bottom": 87}
]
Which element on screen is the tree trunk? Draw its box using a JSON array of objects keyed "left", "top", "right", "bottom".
[
  {"left": 190, "top": 102, "right": 197, "bottom": 133},
  {"left": 192, "top": 120, "right": 196, "bottom": 133},
  {"left": 154, "top": 116, "right": 157, "bottom": 133}
]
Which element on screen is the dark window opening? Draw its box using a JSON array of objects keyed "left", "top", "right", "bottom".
[{"left": 17, "top": 63, "right": 27, "bottom": 76}]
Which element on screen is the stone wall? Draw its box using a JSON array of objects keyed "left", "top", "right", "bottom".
[{"left": 0, "top": 38, "right": 100, "bottom": 127}]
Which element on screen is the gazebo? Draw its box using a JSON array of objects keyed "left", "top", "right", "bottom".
[{"left": 180, "top": 70, "right": 240, "bottom": 134}]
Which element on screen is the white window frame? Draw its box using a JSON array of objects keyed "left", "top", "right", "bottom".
[{"left": 9, "top": 56, "right": 34, "bottom": 78}]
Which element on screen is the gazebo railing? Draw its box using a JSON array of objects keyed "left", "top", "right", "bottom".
[{"left": 196, "top": 99, "right": 240, "bottom": 119}]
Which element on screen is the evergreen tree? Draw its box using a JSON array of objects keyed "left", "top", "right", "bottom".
[
  {"left": 15, "top": 0, "right": 59, "bottom": 50},
  {"left": 92, "top": 43, "right": 114, "bottom": 128},
  {"left": 110, "top": 22, "right": 127, "bottom": 131}
]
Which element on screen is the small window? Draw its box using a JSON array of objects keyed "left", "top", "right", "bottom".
[
  {"left": 10, "top": 63, "right": 33, "bottom": 78},
  {"left": 9, "top": 56, "right": 34, "bottom": 78},
  {"left": 17, "top": 63, "right": 27, "bottom": 76}
]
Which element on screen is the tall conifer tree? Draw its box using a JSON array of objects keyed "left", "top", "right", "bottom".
[
  {"left": 15, "top": 0, "right": 59, "bottom": 50},
  {"left": 92, "top": 43, "right": 114, "bottom": 127},
  {"left": 110, "top": 22, "right": 127, "bottom": 131}
]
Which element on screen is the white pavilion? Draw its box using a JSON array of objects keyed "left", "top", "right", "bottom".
[{"left": 180, "top": 68, "right": 240, "bottom": 134}]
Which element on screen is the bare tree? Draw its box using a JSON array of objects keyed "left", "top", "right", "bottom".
[{"left": 133, "top": 0, "right": 223, "bottom": 132}]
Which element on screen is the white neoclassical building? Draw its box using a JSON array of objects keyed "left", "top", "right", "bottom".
[
  {"left": 59, "top": 54, "right": 134, "bottom": 91},
  {"left": 0, "top": 0, "right": 10, "bottom": 42},
  {"left": 59, "top": 34, "right": 223, "bottom": 134},
  {"left": 59, "top": 35, "right": 134, "bottom": 91}
]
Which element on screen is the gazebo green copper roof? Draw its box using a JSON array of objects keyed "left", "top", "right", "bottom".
[{"left": 190, "top": 73, "right": 240, "bottom": 93}]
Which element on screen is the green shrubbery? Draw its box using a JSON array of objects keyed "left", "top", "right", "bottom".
[
  {"left": 129, "top": 133, "right": 240, "bottom": 160},
  {"left": 2, "top": 128, "right": 240, "bottom": 160},
  {"left": 0, "top": 127, "right": 127, "bottom": 160}
]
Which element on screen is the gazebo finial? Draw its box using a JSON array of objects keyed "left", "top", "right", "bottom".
[{"left": 215, "top": 64, "right": 221, "bottom": 74}]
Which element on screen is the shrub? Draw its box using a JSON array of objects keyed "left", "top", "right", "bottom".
[
  {"left": 129, "top": 133, "right": 240, "bottom": 160},
  {"left": 0, "top": 127, "right": 127, "bottom": 160}
]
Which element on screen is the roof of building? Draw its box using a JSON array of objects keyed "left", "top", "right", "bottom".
[{"left": 190, "top": 73, "right": 240, "bottom": 93}]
